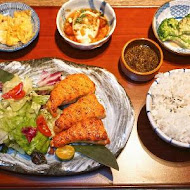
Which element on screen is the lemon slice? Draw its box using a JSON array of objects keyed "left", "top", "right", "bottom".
[{"left": 55, "top": 145, "right": 75, "bottom": 161}]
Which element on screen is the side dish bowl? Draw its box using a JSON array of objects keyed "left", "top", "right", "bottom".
[
  {"left": 146, "top": 69, "right": 190, "bottom": 148},
  {"left": 120, "top": 38, "right": 163, "bottom": 82},
  {"left": 56, "top": 0, "right": 116, "bottom": 50},
  {"left": 0, "top": 2, "right": 40, "bottom": 52},
  {"left": 152, "top": 0, "right": 190, "bottom": 56}
]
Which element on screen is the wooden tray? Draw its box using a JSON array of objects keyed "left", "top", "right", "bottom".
[{"left": 0, "top": 7, "right": 190, "bottom": 188}]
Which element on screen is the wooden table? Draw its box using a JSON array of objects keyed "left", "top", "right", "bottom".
[
  {"left": 0, "top": 0, "right": 170, "bottom": 7},
  {"left": 1, "top": 7, "right": 190, "bottom": 189}
]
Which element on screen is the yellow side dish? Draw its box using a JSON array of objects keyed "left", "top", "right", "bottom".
[{"left": 0, "top": 10, "right": 34, "bottom": 46}]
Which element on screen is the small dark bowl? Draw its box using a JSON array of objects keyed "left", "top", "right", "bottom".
[{"left": 120, "top": 38, "right": 163, "bottom": 82}]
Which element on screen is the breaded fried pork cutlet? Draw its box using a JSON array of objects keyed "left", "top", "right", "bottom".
[
  {"left": 54, "top": 94, "right": 106, "bottom": 133},
  {"left": 46, "top": 74, "right": 95, "bottom": 117},
  {"left": 51, "top": 118, "right": 110, "bottom": 147}
]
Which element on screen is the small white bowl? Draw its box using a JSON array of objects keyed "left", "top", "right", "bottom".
[
  {"left": 146, "top": 69, "right": 190, "bottom": 148},
  {"left": 56, "top": 0, "right": 116, "bottom": 50}
]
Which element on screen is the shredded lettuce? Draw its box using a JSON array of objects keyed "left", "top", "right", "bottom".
[
  {"left": 2, "top": 75, "right": 33, "bottom": 95},
  {"left": 2, "top": 75, "right": 21, "bottom": 93},
  {"left": 23, "top": 76, "right": 33, "bottom": 94},
  {"left": 32, "top": 95, "right": 49, "bottom": 105},
  {"left": 0, "top": 75, "right": 51, "bottom": 155},
  {"left": 0, "top": 129, "right": 8, "bottom": 144}
]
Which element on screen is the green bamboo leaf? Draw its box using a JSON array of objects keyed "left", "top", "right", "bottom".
[
  {"left": 0, "top": 69, "right": 14, "bottom": 83},
  {"left": 73, "top": 145, "right": 119, "bottom": 171}
]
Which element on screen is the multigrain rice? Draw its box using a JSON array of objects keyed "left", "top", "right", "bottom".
[{"left": 150, "top": 70, "right": 190, "bottom": 144}]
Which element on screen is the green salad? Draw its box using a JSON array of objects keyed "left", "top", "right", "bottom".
[{"left": 0, "top": 74, "right": 56, "bottom": 163}]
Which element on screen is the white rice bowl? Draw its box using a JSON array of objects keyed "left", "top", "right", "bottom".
[{"left": 146, "top": 69, "right": 190, "bottom": 148}]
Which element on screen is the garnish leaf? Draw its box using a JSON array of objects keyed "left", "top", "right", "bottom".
[
  {"left": 73, "top": 145, "right": 119, "bottom": 170},
  {"left": 75, "top": 14, "right": 86, "bottom": 24},
  {"left": 0, "top": 69, "right": 14, "bottom": 83}
]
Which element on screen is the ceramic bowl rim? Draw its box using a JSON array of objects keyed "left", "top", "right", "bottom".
[{"left": 121, "top": 38, "right": 163, "bottom": 76}]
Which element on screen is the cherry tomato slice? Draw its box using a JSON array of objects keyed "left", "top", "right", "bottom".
[
  {"left": 2, "top": 82, "right": 25, "bottom": 100},
  {"left": 13, "top": 90, "right": 26, "bottom": 100},
  {"left": 36, "top": 115, "right": 52, "bottom": 137}
]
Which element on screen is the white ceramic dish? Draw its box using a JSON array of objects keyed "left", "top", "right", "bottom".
[
  {"left": 152, "top": 0, "right": 190, "bottom": 55},
  {"left": 0, "top": 2, "right": 40, "bottom": 52},
  {"left": 146, "top": 69, "right": 190, "bottom": 148},
  {"left": 56, "top": 0, "right": 116, "bottom": 50}
]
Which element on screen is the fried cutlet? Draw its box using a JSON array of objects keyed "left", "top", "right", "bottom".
[
  {"left": 46, "top": 73, "right": 95, "bottom": 117},
  {"left": 54, "top": 94, "right": 106, "bottom": 133},
  {"left": 51, "top": 118, "right": 110, "bottom": 147}
]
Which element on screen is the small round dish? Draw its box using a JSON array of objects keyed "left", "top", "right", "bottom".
[
  {"left": 56, "top": 0, "right": 116, "bottom": 50},
  {"left": 0, "top": 2, "right": 40, "bottom": 52},
  {"left": 120, "top": 38, "right": 163, "bottom": 82},
  {"left": 152, "top": 0, "right": 190, "bottom": 56},
  {"left": 146, "top": 69, "right": 190, "bottom": 148}
]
